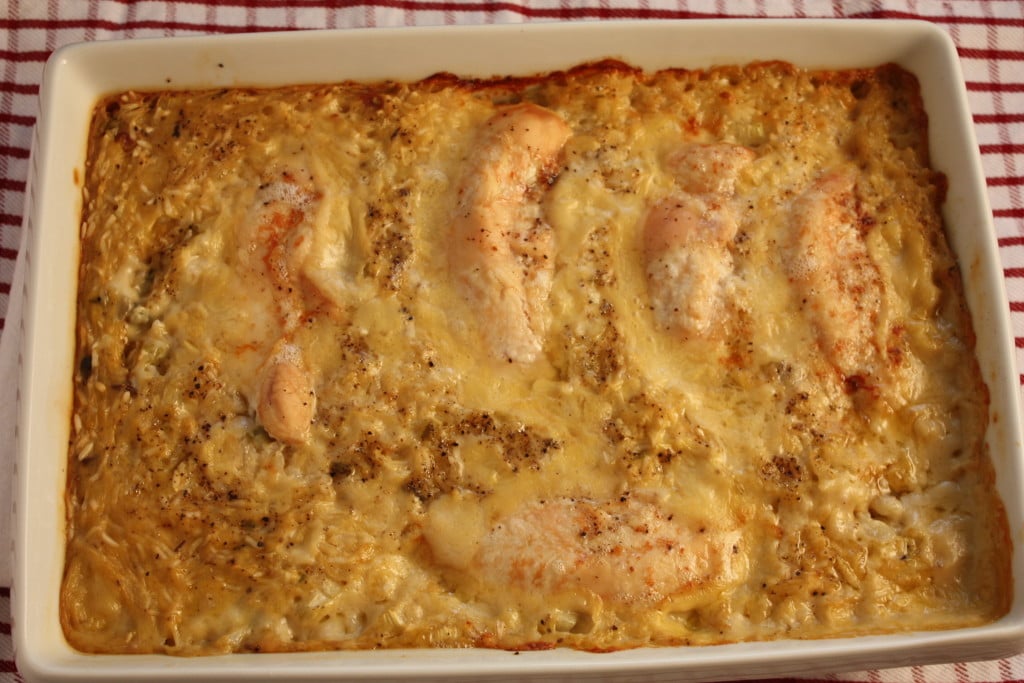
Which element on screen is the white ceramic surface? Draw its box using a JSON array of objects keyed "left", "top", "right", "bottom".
[{"left": 14, "top": 19, "right": 1024, "bottom": 682}]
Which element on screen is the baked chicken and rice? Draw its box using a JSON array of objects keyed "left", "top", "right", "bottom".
[{"left": 61, "top": 60, "right": 1011, "bottom": 654}]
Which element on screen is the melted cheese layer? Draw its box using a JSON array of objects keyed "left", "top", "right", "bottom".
[{"left": 62, "top": 61, "right": 1010, "bottom": 655}]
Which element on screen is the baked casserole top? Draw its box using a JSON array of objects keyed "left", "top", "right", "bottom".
[{"left": 62, "top": 60, "right": 1010, "bottom": 654}]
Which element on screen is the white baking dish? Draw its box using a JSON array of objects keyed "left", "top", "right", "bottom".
[{"left": 13, "top": 19, "right": 1024, "bottom": 682}]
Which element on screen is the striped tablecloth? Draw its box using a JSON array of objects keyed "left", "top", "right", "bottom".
[{"left": 1, "top": 1, "right": 1022, "bottom": 681}]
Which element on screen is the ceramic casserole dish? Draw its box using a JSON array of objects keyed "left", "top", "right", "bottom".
[{"left": 13, "top": 19, "right": 1024, "bottom": 682}]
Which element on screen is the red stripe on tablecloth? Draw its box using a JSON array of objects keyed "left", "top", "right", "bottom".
[
  {"left": 0, "top": 595, "right": 7, "bottom": 681},
  {"left": 999, "top": 236, "right": 1024, "bottom": 246},
  {"left": 1, "top": 0, "right": 23, "bottom": 198},
  {"left": 0, "top": 17, "right": 286, "bottom": 33},
  {"left": 987, "top": 8, "right": 1024, "bottom": 234},
  {"left": 968, "top": 81, "right": 1024, "bottom": 93},
  {"left": 1010, "top": 301, "right": 1024, "bottom": 312},
  {"left": 0, "top": 112, "right": 34, "bottom": 127},
  {"left": 1003, "top": 267, "right": 1024, "bottom": 277},
  {"left": 999, "top": 655, "right": 1015, "bottom": 682},
  {"left": 1, "top": 6, "right": 1024, "bottom": 26},
  {"left": 983, "top": 143, "right": 1024, "bottom": 155},
  {"left": 0, "top": 146, "right": 29, "bottom": 160},
  {"left": 83, "top": 0, "right": 100, "bottom": 42},
  {"left": 0, "top": 248, "right": 17, "bottom": 261},
  {"left": 0, "top": 80, "right": 38, "bottom": 96},
  {"left": 996, "top": 208, "right": 1024, "bottom": 218},
  {"left": 6, "top": 3, "right": 705, "bottom": 21},
  {"left": 125, "top": 0, "right": 139, "bottom": 38},
  {"left": 976, "top": 112, "right": 1024, "bottom": 124},
  {"left": 960, "top": 47, "right": 1024, "bottom": 61},
  {"left": 0, "top": 48, "right": 49, "bottom": 62},
  {"left": 0, "top": 179, "right": 26, "bottom": 193},
  {"left": 1, "top": 214, "right": 23, "bottom": 227},
  {"left": 989, "top": 176, "right": 1024, "bottom": 187}
]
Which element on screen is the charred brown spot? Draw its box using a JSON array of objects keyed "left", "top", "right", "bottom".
[
  {"left": 761, "top": 454, "right": 803, "bottom": 487},
  {"left": 843, "top": 373, "right": 872, "bottom": 394}
]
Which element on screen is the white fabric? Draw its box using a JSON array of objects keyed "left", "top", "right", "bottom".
[{"left": 0, "top": 158, "right": 28, "bottom": 588}]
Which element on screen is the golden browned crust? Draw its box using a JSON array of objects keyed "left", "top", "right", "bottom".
[{"left": 62, "top": 60, "right": 1010, "bottom": 655}]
